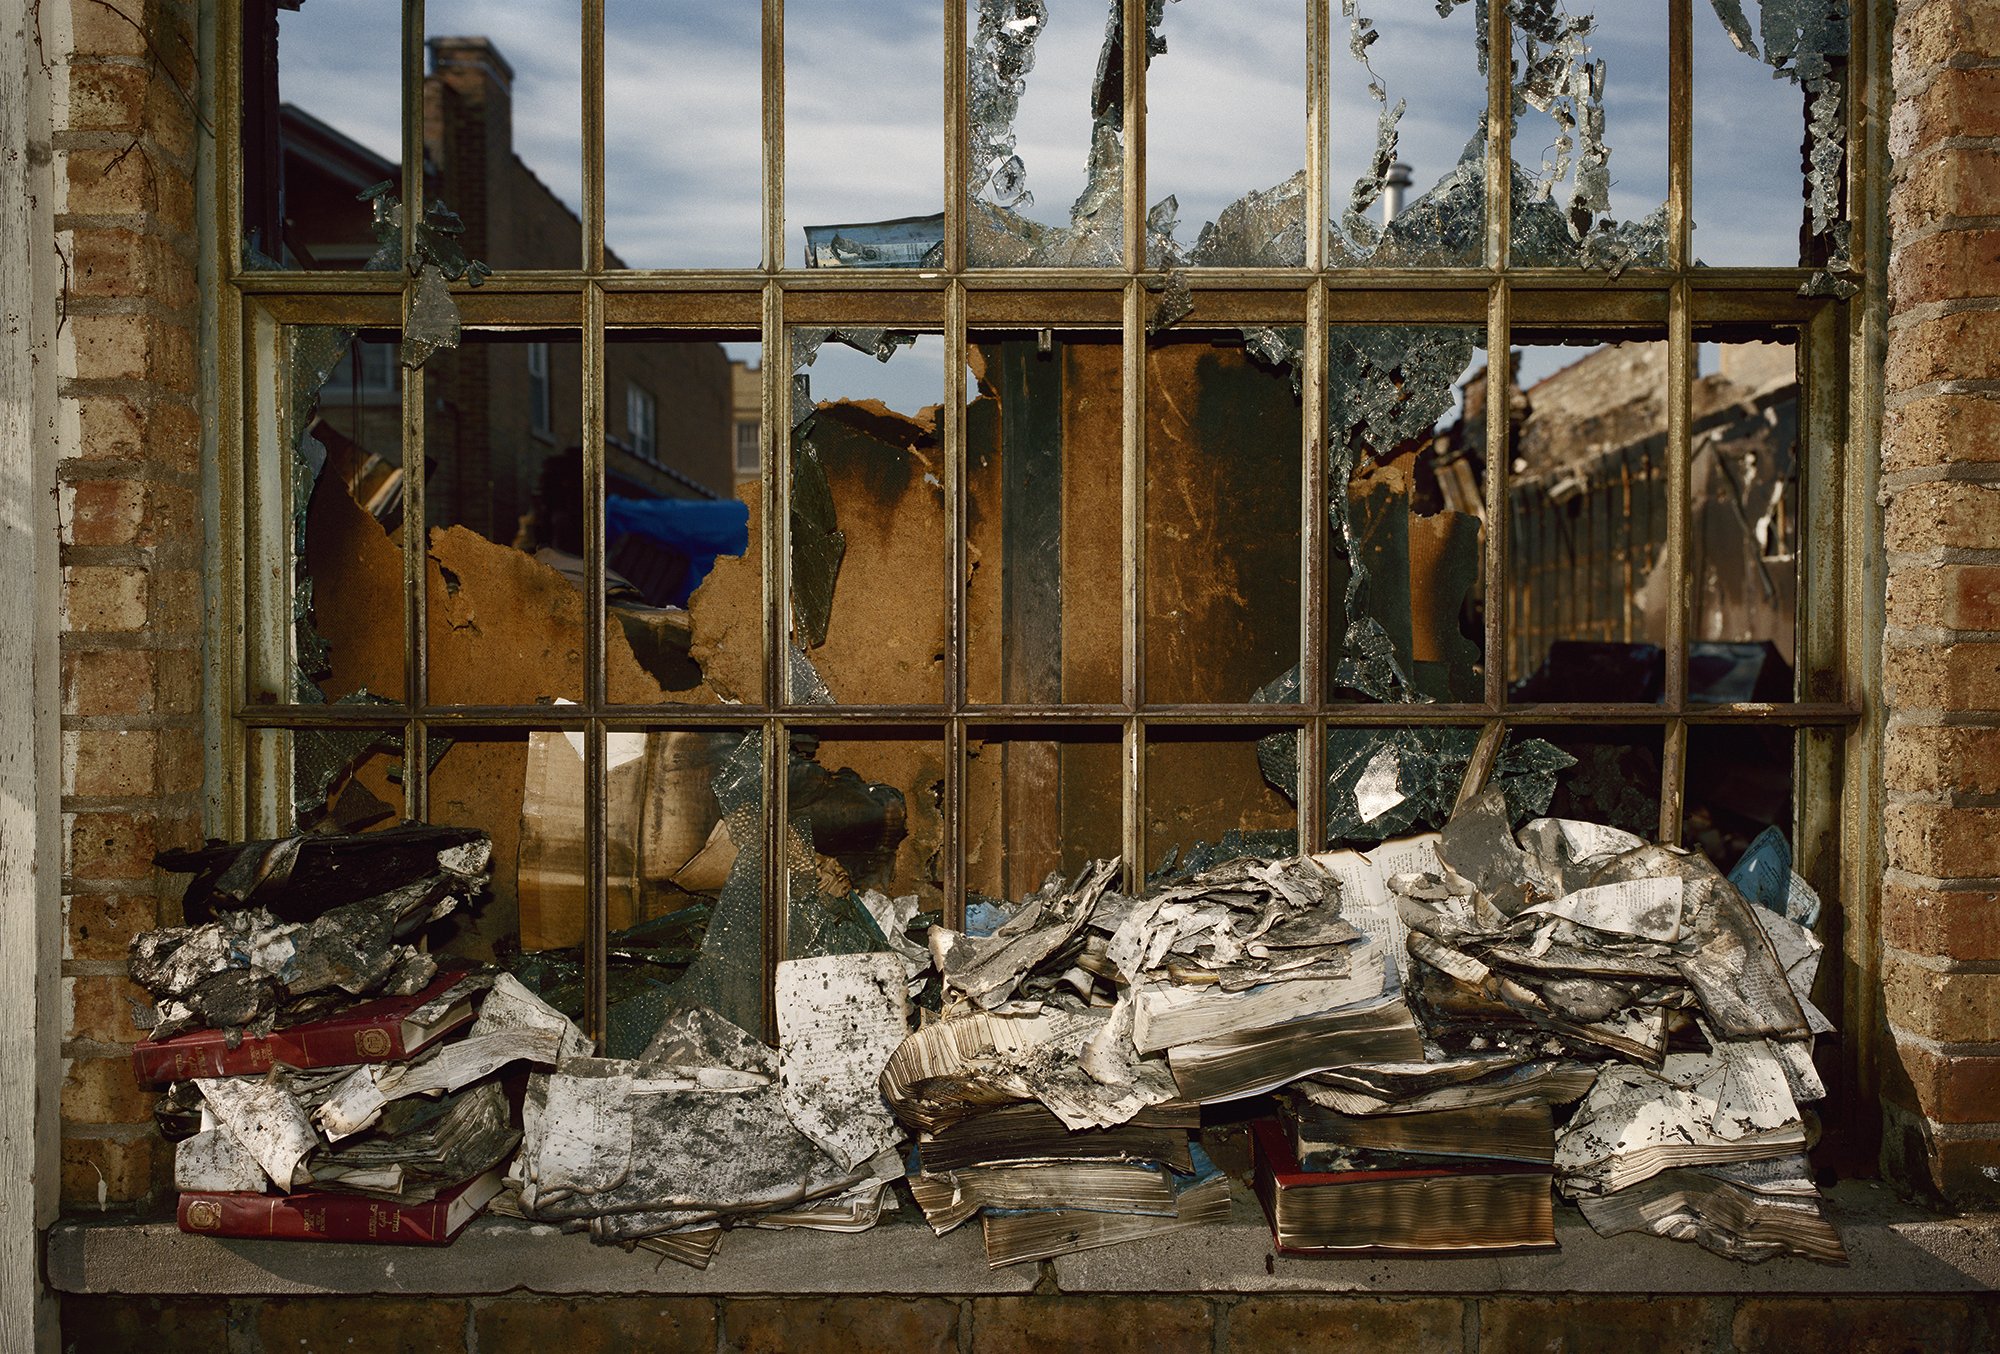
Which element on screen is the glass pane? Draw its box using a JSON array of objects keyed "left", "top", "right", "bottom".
[
  {"left": 966, "top": 0, "right": 1128, "bottom": 267},
  {"left": 1692, "top": 1, "right": 1840, "bottom": 265},
  {"left": 601, "top": 333, "right": 757, "bottom": 705},
  {"left": 1328, "top": 2, "right": 1485, "bottom": 267},
  {"left": 1690, "top": 340, "right": 1799, "bottom": 703},
  {"left": 244, "top": 0, "right": 400, "bottom": 267},
  {"left": 246, "top": 725, "right": 409, "bottom": 839},
  {"left": 965, "top": 728, "right": 1122, "bottom": 902},
  {"left": 1145, "top": 728, "right": 1297, "bottom": 879},
  {"left": 1509, "top": 0, "right": 1670, "bottom": 269},
  {"left": 1147, "top": 0, "right": 1306, "bottom": 267},
  {"left": 789, "top": 730, "right": 945, "bottom": 956},
  {"left": 966, "top": 330, "right": 1121, "bottom": 706},
  {"left": 1326, "top": 326, "right": 1486, "bottom": 704},
  {"left": 606, "top": 1, "right": 761, "bottom": 268},
  {"left": 1512, "top": 723, "right": 1665, "bottom": 843},
  {"left": 1506, "top": 339, "right": 1670, "bottom": 702},
  {"left": 424, "top": 2, "right": 584, "bottom": 271},
  {"left": 425, "top": 334, "right": 585, "bottom": 706},
  {"left": 1685, "top": 724, "right": 1794, "bottom": 874},
  {"left": 1146, "top": 333, "right": 1300, "bottom": 705},
  {"left": 788, "top": 0, "right": 944, "bottom": 268},
  {"left": 287, "top": 327, "right": 408, "bottom": 706},
  {"left": 788, "top": 331, "right": 949, "bottom": 705}
]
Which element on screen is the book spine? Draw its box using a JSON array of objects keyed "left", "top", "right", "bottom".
[
  {"left": 133, "top": 1019, "right": 409, "bottom": 1084},
  {"left": 177, "top": 1191, "right": 453, "bottom": 1245}
]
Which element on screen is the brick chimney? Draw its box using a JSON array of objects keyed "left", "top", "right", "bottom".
[{"left": 425, "top": 36, "right": 513, "bottom": 264}]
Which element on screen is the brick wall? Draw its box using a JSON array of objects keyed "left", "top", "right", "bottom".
[
  {"left": 1880, "top": 0, "right": 2000, "bottom": 1207},
  {"left": 51, "top": 0, "right": 205, "bottom": 1211}
]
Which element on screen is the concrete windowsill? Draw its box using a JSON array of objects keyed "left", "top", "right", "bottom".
[{"left": 46, "top": 1182, "right": 2000, "bottom": 1299}]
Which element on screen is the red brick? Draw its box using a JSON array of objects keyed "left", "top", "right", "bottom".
[
  {"left": 1886, "top": 310, "right": 2000, "bottom": 392},
  {"left": 972, "top": 1298, "right": 1213, "bottom": 1354},
  {"left": 65, "top": 889, "right": 163, "bottom": 962},
  {"left": 257, "top": 1298, "right": 470, "bottom": 1354},
  {"left": 1226, "top": 1297, "right": 1465, "bottom": 1350},
  {"left": 723, "top": 1298, "right": 957, "bottom": 1354},
  {"left": 1891, "top": 67, "right": 2000, "bottom": 159},
  {"left": 67, "top": 226, "right": 196, "bottom": 309},
  {"left": 1883, "top": 393, "right": 2000, "bottom": 474},
  {"left": 69, "top": 312, "right": 196, "bottom": 390},
  {"left": 1885, "top": 724, "right": 2000, "bottom": 797},
  {"left": 1885, "top": 953, "right": 2000, "bottom": 1043},
  {"left": 1478, "top": 1298, "right": 1720, "bottom": 1354},
  {"left": 475, "top": 1297, "right": 715, "bottom": 1354},
  {"left": 1896, "top": 0, "right": 2000, "bottom": 80},
  {"left": 1891, "top": 228, "right": 2000, "bottom": 311},
  {"left": 64, "top": 59, "right": 152, "bottom": 133},
  {"left": 149, "top": 566, "right": 202, "bottom": 633},
  {"left": 62, "top": 647, "right": 155, "bottom": 716},
  {"left": 1733, "top": 1298, "right": 1995, "bottom": 1354},
  {"left": 1887, "top": 564, "right": 2000, "bottom": 632},
  {"left": 1888, "top": 803, "right": 2000, "bottom": 877},
  {"left": 61, "top": 1054, "right": 154, "bottom": 1125},
  {"left": 61, "top": 145, "right": 193, "bottom": 231},
  {"left": 1885, "top": 480, "right": 2000, "bottom": 554},
  {"left": 67, "top": 809, "right": 159, "bottom": 881},
  {"left": 1884, "top": 1038, "right": 2000, "bottom": 1125},
  {"left": 59, "top": 1296, "right": 231, "bottom": 1354},
  {"left": 1893, "top": 148, "right": 2000, "bottom": 236},
  {"left": 66, "top": 973, "right": 152, "bottom": 1047},
  {"left": 1885, "top": 643, "right": 2000, "bottom": 712},
  {"left": 64, "top": 477, "right": 145, "bottom": 546},
  {"left": 156, "top": 646, "right": 200, "bottom": 714},
  {"left": 60, "top": 1132, "right": 159, "bottom": 1208},
  {"left": 1884, "top": 879, "right": 2000, "bottom": 961},
  {"left": 66, "top": 727, "right": 160, "bottom": 798},
  {"left": 62, "top": 564, "right": 148, "bottom": 632},
  {"left": 159, "top": 724, "right": 202, "bottom": 796}
]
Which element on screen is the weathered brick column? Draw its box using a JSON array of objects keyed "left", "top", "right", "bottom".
[
  {"left": 51, "top": 0, "right": 204, "bottom": 1210},
  {"left": 1881, "top": 0, "right": 2000, "bottom": 1206}
]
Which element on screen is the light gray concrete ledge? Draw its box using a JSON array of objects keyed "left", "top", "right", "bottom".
[{"left": 47, "top": 1182, "right": 2000, "bottom": 1298}]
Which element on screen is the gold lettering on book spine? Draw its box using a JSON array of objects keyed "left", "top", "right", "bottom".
[
  {"left": 184, "top": 1200, "right": 222, "bottom": 1230},
  {"left": 355, "top": 1028, "right": 392, "bottom": 1058}
]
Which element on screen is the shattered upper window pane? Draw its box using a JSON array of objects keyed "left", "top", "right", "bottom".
[
  {"left": 967, "top": 0, "right": 1144, "bottom": 267},
  {"left": 1146, "top": 729, "right": 1300, "bottom": 874},
  {"left": 1145, "top": 0, "right": 1307, "bottom": 269},
  {"left": 788, "top": 0, "right": 945, "bottom": 268}
]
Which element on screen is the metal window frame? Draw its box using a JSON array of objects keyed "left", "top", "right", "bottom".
[{"left": 213, "top": 0, "right": 1887, "bottom": 1165}]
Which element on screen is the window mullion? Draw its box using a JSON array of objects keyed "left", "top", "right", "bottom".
[
  {"left": 1483, "top": 0, "right": 1512, "bottom": 271},
  {"left": 1668, "top": 0, "right": 1694, "bottom": 271},
  {"left": 582, "top": 0, "right": 607, "bottom": 272},
  {"left": 1298, "top": 282, "right": 1328, "bottom": 852}
]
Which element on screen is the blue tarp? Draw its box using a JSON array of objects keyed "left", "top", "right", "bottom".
[{"left": 605, "top": 495, "right": 749, "bottom": 607}]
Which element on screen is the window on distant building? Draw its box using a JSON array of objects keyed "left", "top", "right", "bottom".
[
  {"left": 734, "top": 420, "right": 760, "bottom": 477},
  {"left": 527, "top": 342, "right": 552, "bottom": 438},
  {"left": 627, "top": 382, "right": 657, "bottom": 460}
]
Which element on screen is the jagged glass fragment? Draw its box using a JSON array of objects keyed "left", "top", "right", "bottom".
[{"left": 790, "top": 440, "right": 845, "bottom": 650}]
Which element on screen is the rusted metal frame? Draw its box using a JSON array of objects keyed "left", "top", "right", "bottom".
[
  {"left": 1304, "top": 0, "right": 1329, "bottom": 276},
  {"left": 582, "top": 0, "right": 606, "bottom": 274},
  {"left": 237, "top": 700, "right": 1863, "bottom": 729},
  {"left": 581, "top": 282, "right": 610, "bottom": 1046},
  {"left": 1121, "top": 284, "right": 1147, "bottom": 889},
  {"left": 1668, "top": 0, "right": 1692, "bottom": 271},
  {"left": 761, "top": 277, "right": 788, "bottom": 1035},
  {"left": 1298, "top": 282, "right": 1328, "bottom": 852},
  {"left": 763, "top": 0, "right": 786, "bottom": 273},
  {"left": 1483, "top": 283, "right": 1511, "bottom": 710},
  {"left": 1484, "top": 0, "right": 1511, "bottom": 271},
  {"left": 1123, "top": 0, "right": 1147, "bottom": 274},
  {"left": 944, "top": 278, "right": 969, "bottom": 929},
  {"left": 1657, "top": 280, "right": 1695, "bottom": 840},
  {"left": 399, "top": 0, "right": 430, "bottom": 823},
  {"left": 945, "top": 0, "right": 967, "bottom": 277},
  {"left": 238, "top": 304, "right": 284, "bottom": 834}
]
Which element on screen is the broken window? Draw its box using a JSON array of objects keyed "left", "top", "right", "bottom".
[{"left": 229, "top": 0, "right": 1861, "bottom": 1093}]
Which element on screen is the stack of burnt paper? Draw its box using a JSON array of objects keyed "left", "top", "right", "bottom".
[
  {"left": 1379, "top": 789, "right": 1845, "bottom": 1263},
  {"left": 508, "top": 952, "right": 913, "bottom": 1264},
  {"left": 882, "top": 851, "right": 1424, "bottom": 1265}
]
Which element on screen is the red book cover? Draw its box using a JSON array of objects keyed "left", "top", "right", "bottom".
[
  {"left": 176, "top": 1169, "right": 503, "bottom": 1246},
  {"left": 131, "top": 970, "right": 479, "bottom": 1085}
]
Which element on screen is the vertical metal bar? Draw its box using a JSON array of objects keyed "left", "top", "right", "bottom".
[
  {"left": 1664, "top": 284, "right": 1694, "bottom": 712},
  {"left": 1304, "top": 0, "right": 1329, "bottom": 276},
  {"left": 582, "top": 0, "right": 607, "bottom": 273},
  {"left": 762, "top": 274, "right": 789, "bottom": 1038},
  {"left": 944, "top": 281, "right": 969, "bottom": 928},
  {"left": 1658, "top": 717, "right": 1688, "bottom": 845},
  {"left": 1484, "top": 0, "right": 1512, "bottom": 270},
  {"left": 1120, "top": 277, "right": 1146, "bottom": 885},
  {"left": 1668, "top": 0, "right": 1693, "bottom": 271},
  {"left": 945, "top": 0, "right": 968, "bottom": 276},
  {"left": 1298, "top": 282, "right": 1327, "bottom": 852},
  {"left": 1123, "top": 0, "right": 1147, "bottom": 272},
  {"left": 1124, "top": 717, "right": 1147, "bottom": 891},
  {"left": 762, "top": 717, "right": 786, "bottom": 1043},
  {"left": 1483, "top": 283, "right": 1511, "bottom": 709},
  {"left": 400, "top": 0, "right": 430, "bottom": 822},
  {"left": 582, "top": 282, "right": 609, "bottom": 1046},
  {"left": 763, "top": 0, "right": 787, "bottom": 272}
]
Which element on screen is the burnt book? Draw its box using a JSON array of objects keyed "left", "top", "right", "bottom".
[
  {"left": 977, "top": 1148, "right": 1231, "bottom": 1269},
  {"left": 1164, "top": 991, "right": 1424, "bottom": 1105},
  {"left": 1132, "top": 936, "right": 1389, "bottom": 1054},
  {"left": 131, "top": 968, "right": 481, "bottom": 1085},
  {"left": 1287, "top": 1100, "right": 1555, "bottom": 1171},
  {"left": 176, "top": 1167, "right": 504, "bottom": 1246},
  {"left": 1250, "top": 1118, "right": 1556, "bottom": 1255},
  {"left": 916, "top": 1101, "right": 1198, "bottom": 1175}
]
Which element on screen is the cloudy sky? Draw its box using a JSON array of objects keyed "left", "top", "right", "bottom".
[{"left": 279, "top": 0, "right": 1811, "bottom": 407}]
